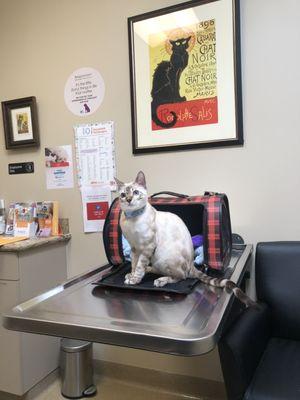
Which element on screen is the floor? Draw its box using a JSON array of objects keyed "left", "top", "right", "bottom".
[
  {"left": 2, "top": 362, "right": 226, "bottom": 400},
  {"left": 30, "top": 375, "right": 204, "bottom": 400}
]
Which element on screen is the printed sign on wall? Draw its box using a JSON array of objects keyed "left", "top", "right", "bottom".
[
  {"left": 81, "top": 186, "right": 111, "bottom": 232},
  {"left": 64, "top": 67, "right": 105, "bottom": 116},
  {"left": 45, "top": 145, "right": 74, "bottom": 189}
]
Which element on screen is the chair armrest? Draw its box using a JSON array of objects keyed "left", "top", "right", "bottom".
[{"left": 218, "top": 303, "right": 271, "bottom": 400}]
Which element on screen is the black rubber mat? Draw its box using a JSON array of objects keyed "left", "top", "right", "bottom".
[{"left": 92, "top": 263, "right": 200, "bottom": 294}]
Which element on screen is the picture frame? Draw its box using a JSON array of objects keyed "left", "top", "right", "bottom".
[
  {"left": 128, "top": 0, "right": 243, "bottom": 154},
  {"left": 1, "top": 96, "right": 40, "bottom": 149}
]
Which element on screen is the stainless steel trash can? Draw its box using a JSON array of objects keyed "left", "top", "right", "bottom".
[{"left": 60, "top": 338, "right": 96, "bottom": 398}]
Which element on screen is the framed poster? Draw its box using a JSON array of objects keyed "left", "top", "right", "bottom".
[
  {"left": 128, "top": 0, "right": 243, "bottom": 154},
  {"left": 1, "top": 96, "right": 40, "bottom": 149}
]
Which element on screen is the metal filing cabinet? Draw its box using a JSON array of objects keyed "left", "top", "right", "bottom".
[{"left": 0, "top": 239, "right": 69, "bottom": 395}]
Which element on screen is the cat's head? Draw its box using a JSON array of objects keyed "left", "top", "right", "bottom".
[
  {"left": 170, "top": 36, "right": 191, "bottom": 51},
  {"left": 115, "top": 171, "right": 148, "bottom": 212}
]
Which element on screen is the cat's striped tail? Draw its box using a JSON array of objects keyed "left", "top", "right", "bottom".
[{"left": 190, "top": 268, "right": 258, "bottom": 308}]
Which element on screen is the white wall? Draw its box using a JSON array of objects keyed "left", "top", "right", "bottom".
[{"left": 0, "top": 0, "right": 299, "bottom": 382}]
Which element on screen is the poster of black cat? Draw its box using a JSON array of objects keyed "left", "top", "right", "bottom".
[{"left": 128, "top": 0, "right": 243, "bottom": 153}]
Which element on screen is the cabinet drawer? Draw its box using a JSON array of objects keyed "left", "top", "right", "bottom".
[{"left": 0, "top": 253, "right": 19, "bottom": 280}]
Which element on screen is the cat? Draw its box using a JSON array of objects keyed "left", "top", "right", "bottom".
[
  {"left": 151, "top": 36, "right": 191, "bottom": 129},
  {"left": 115, "top": 171, "right": 257, "bottom": 308}
]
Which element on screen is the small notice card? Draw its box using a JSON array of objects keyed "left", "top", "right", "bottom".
[
  {"left": 45, "top": 145, "right": 74, "bottom": 189},
  {"left": 81, "top": 186, "right": 111, "bottom": 232}
]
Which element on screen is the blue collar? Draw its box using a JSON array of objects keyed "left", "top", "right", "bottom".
[{"left": 124, "top": 206, "right": 146, "bottom": 219}]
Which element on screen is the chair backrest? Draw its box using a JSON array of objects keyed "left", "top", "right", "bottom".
[{"left": 256, "top": 241, "right": 300, "bottom": 340}]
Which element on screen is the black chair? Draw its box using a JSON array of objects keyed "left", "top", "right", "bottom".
[{"left": 219, "top": 242, "right": 300, "bottom": 400}]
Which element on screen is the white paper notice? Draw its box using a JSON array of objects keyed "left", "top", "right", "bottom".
[
  {"left": 81, "top": 186, "right": 111, "bottom": 232},
  {"left": 74, "top": 122, "right": 116, "bottom": 190},
  {"left": 45, "top": 145, "right": 74, "bottom": 189},
  {"left": 64, "top": 67, "right": 105, "bottom": 116}
]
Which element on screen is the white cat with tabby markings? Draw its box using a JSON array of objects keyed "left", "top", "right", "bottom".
[{"left": 115, "top": 171, "right": 257, "bottom": 307}]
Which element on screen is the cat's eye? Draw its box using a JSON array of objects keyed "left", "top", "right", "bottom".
[
  {"left": 120, "top": 193, "right": 126, "bottom": 198},
  {"left": 133, "top": 190, "right": 139, "bottom": 196}
]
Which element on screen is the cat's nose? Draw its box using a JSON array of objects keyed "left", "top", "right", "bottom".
[{"left": 126, "top": 197, "right": 132, "bottom": 203}]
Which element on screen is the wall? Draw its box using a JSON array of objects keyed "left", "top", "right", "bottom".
[{"left": 1, "top": 0, "right": 300, "bottom": 382}]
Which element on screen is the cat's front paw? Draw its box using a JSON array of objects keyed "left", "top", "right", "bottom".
[
  {"left": 124, "top": 272, "right": 133, "bottom": 284},
  {"left": 154, "top": 277, "right": 169, "bottom": 287},
  {"left": 125, "top": 274, "right": 142, "bottom": 285}
]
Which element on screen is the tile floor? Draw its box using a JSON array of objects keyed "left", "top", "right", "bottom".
[
  {"left": 7, "top": 362, "right": 226, "bottom": 400},
  {"left": 31, "top": 375, "right": 204, "bottom": 400},
  {"left": 26, "top": 373, "right": 227, "bottom": 400}
]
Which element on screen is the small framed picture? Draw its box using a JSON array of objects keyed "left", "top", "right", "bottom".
[
  {"left": 128, "top": 0, "right": 243, "bottom": 154},
  {"left": 1, "top": 96, "right": 40, "bottom": 149}
]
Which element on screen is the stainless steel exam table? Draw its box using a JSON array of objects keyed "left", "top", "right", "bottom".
[{"left": 3, "top": 244, "right": 252, "bottom": 356}]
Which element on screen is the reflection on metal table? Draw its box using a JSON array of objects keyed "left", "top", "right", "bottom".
[{"left": 3, "top": 244, "right": 252, "bottom": 356}]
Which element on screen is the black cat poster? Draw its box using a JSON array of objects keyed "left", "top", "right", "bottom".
[
  {"left": 128, "top": 0, "right": 243, "bottom": 153},
  {"left": 150, "top": 20, "right": 218, "bottom": 131}
]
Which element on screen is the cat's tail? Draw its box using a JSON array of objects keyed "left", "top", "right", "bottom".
[
  {"left": 151, "top": 101, "right": 177, "bottom": 128},
  {"left": 189, "top": 267, "right": 258, "bottom": 308}
]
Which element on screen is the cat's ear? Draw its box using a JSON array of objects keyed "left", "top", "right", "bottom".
[
  {"left": 114, "top": 177, "right": 124, "bottom": 191},
  {"left": 135, "top": 171, "right": 146, "bottom": 189}
]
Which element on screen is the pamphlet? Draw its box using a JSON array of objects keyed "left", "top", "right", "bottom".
[
  {"left": 36, "top": 201, "right": 59, "bottom": 237},
  {"left": 14, "top": 202, "right": 37, "bottom": 237}
]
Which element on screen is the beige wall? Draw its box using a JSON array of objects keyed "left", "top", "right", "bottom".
[{"left": 1, "top": 0, "right": 299, "bottom": 381}]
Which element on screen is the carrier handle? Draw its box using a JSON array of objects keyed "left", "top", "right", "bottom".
[
  {"left": 204, "top": 191, "right": 220, "bottom": 196},
  {"left": 150, "top": 191, "right": 190, "bottom": 199}
]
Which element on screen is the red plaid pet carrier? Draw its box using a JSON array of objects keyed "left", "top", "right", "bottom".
[{"left": 103, "top": 191, "right": 232, "bottom": 273}]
